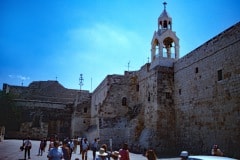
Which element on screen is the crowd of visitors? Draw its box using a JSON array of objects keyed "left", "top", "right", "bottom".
[{"left": 19, "top": 135, "right": 225, "bottom": 160}]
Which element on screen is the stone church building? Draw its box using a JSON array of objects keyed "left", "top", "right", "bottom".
[{"left": 1, "top": 3, "right": 240, "bottom": 158}]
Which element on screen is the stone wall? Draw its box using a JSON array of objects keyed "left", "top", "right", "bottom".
[
  {"left": 136, "top": 65, "right": 176, "bottom": 156},
  {"left": 6, "top": 100, "right": 73, "bottom": 140},
  {"left": 2, "top": 81, "right": 91, "bottom": 140},
  {"left": 71, "top": 91, "right": 92, "bottom": 138},
  {"left": 91, "top": 64, "right": 176, "bottom": 155},
  {"left": 174, "top": 22, "right": 240, "bottom": 158}
]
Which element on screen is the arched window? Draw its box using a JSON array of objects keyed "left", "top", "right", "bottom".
[{"left": 122, "top": 97, "right": 127, "bottom": 106}]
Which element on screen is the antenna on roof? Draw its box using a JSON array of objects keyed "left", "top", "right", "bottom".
[{"left": 128, "top": 61, "right": 130, "bottom": 71}]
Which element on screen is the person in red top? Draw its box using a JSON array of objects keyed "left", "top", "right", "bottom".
[{"left": 119, "top": 143, "right": 130, "bottom": 160}]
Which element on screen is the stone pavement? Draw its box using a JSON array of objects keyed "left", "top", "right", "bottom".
[{"left": 0, "top": 139, "right": 180, "bottom": 160}]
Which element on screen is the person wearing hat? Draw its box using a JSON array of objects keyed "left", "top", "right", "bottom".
[
  {"left": 180, "top": 151, "right": 188, "bottom": 160},
  {"left": 111, "top": 151, "right": 121, "bottom": 160},
  {"left": 96, "top": 148, "right": 108, "bottom": 160},
  {"left": 211, "top": 144, "right": 223, "bottom": 156}
]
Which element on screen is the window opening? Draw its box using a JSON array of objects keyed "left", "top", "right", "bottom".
[
  {"left": 122, "top": 97, "right": 127, "bottom": 106},
  {"left": 195, "top": 67, "right": 198, "bottom": 73},
  {"left": 148, "top": 92, "right": 151, "bottom": 102},
  {"left": 84, "top": 107, "right": 87, "bottom": 113},
  {"left": 136, "top": 84, "right": 139, "bottom": 92},
  {"left": 218, "top": 69, "right": 223, "bottom": 81}
]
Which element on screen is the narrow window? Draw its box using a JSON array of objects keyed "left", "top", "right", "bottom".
[
  {"left": 136, "top": 84, "right": 139, "bottom": 92},
  {"left": 99, "top": 118, "right": 102, "bottom": 128},
  {"left": 218, "top": 69, "right": 223, "bottom": 81},
  {"left": 148, "top": 92, "right": 151, "bottom": 102},
  {"left": 179, "top": 89, "right": 181, "bottom": 95},
  {"left": 163, "top": 20, "right": 168, "bottom": 28},
  {"left": 122, "top": 97, "right": 127, "bottom": 106},
  {"left": 84, "top": 107, "right": 87, "bottom": 113},
  {"left": 195, "top": 67, "right": 198, "bottom": 73}
]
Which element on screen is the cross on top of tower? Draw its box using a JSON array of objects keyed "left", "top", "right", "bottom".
[{"left": 163, "top": 2, "right": 167, "bottom": 10}]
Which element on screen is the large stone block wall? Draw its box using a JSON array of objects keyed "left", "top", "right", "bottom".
[
  {"left": 92, "top": 64, "right": 176, "bottom": 156},
  {"left": 174, "top": 22, "right": 240, "bottom": 158},
  {"left": 7, "top": 100, "right": 73, "bottom": 139},
  {"left": 71, "top": 91, "right": 92, "bottom": 138},
  {"left": 93, "top": 74, "right": 140, "bottom": 147},
  {"left": 138, "top": 66, "right": 176, "bottom": 156},
  {"left": 90, "top": 75, "right": 115, "bottom": 126},
  {"left": 2, "top": 81, "right": 91, "bottom": 140}
]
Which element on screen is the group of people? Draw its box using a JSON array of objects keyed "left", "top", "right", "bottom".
[
  {"left": 46, "top": 137, "right": 130, "bottom": 160},
  {"left": 20, "top": 136, "right": 225, "bottom": 160},
  {"left": 94, "top": 142, "right": 130, "bottom": 160}
]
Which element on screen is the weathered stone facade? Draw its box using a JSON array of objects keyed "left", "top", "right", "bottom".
[
  {"left": 174, "top": 23, "right": 240, "bottom": 158},
  {"left": 2, "top": 81, "right": 91, "bottom": 140},
  {"left": 1, "top": 4, "right": 240, "bottom": 159},
  {"left": 90, "top": 7, "right": 240, "bottom": 159}
]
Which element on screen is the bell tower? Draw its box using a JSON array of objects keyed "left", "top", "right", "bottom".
[{"left": 150, "top": 2, "right": 179, "bottom": 68}]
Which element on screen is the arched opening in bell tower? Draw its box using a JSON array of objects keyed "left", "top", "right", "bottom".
[
  {"left": 159, "top": 20, "right": 172, "bottom": 30},
  {"left": 152, "top": 39, "right": 160, "bottom": 60},
  {"left": 163, "top": 37, "right": 175, "bottom": 58}
]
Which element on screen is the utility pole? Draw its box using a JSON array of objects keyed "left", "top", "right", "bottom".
[
  {"left": 128, "top": 61, "right": 130, "bottom": 71},
  {"left": 79, "top": 74, "right": 84, "bottom": 91}
]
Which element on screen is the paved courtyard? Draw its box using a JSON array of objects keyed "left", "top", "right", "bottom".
[{"left": 0, "top": 139, "right": 179, "bottom": 160}]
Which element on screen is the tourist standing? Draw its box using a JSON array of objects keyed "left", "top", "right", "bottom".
[
  {"left": 38, "top": 137, "right": 46, "bottom": 156},
  {"left": 179, "top": 151, "right": 188, "bottom": 160},
  {"left": 23, "top": 136, "right": 32, "bottom": 159},
  {"left": 73, "top": 137, "right": 78, "bottom": 153},
  {"left": 47, "top": 141, "right": 63, "bottom": 160},
  {"left": 100, "top": 144, "right": 111, "bottom": 160},
  {"left": 145, "top": 149, "right": 157, "bottom": 160},
  {"left": 82, "top": 138, "right": 89, "bottom": 160},
  {"left": 96, "top": 147, "right": 108, "bottom": 160},
  {"left": 79, "top": 137, "right": 83, "bottom": 154},
  {"left": 91, "top": 138, "right": 99, "bottom": 160},
  {"left": 62, "top": 140, "right": 71, "bottom": 160},
  {"left": 119, "top": 143, "right": 130, "bottom": 160},
  {"left": 68, "top": 139, "right": 74, "bottom": 159},
  {"left": 211, "top": 144, "right": 223, "bottom": 156},
  {"left": 111, "top": 151, "right": 121, "bottom": 160}
]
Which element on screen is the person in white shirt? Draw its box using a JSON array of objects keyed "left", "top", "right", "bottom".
[{"left": 23, "top": 136, "right": 32, "bottom": 159}]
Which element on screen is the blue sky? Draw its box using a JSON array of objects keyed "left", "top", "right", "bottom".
[{"left": 0, "top": 0, "right": 239, "bottom": 92}]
